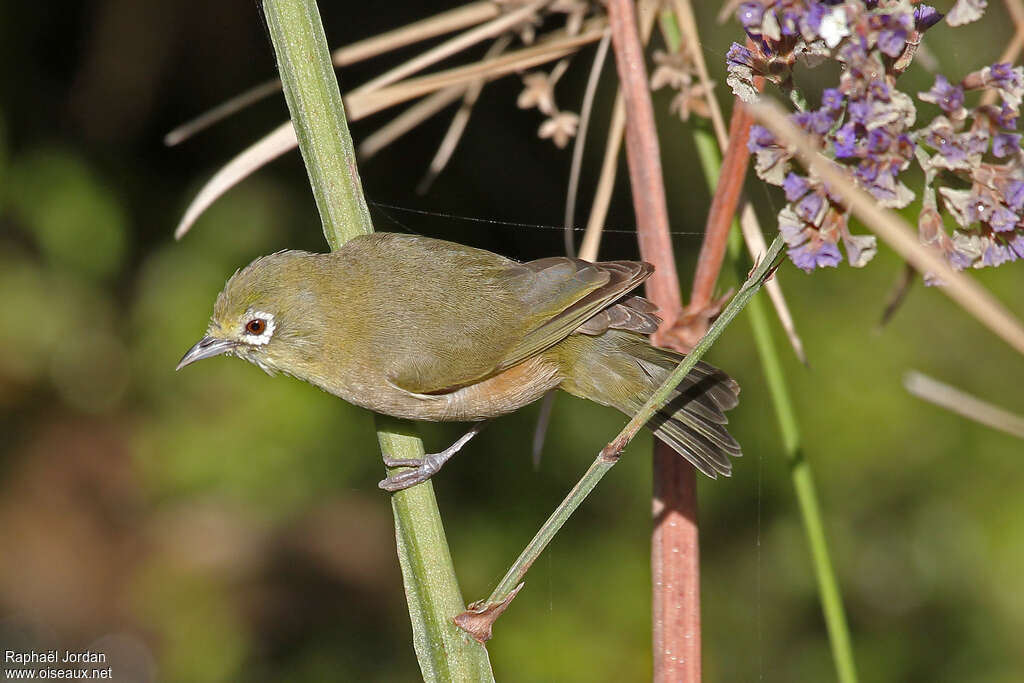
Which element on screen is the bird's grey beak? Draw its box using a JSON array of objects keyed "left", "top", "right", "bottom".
[{"left": 176, "top": 336, "right": 238, "bottom": 371}]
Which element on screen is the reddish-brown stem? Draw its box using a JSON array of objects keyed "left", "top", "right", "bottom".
[
  {"left": 606, "top": 0, "right": 699, "bottom": 680},
  {"left": 682, "top": 103, "right": 756, "bottom": 342},
  {"left": 607, "top": 0, "right": 684, "bottom": 340}
]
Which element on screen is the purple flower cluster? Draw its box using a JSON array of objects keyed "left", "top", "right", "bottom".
[
  {"left": 730, "top": 0, "right": 1024, "bottom": 274},
  {"left": 919, "top": 63, "right": 1024, "bottom": 271}
]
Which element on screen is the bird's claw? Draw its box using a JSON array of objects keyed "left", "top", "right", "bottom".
[{"left": 378, "top": 453, "right": 445, "bottom": 492}]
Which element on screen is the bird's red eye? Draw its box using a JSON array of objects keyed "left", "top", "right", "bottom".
[{"left": 245, "top": 319, "right": 267, "bottom": 335}]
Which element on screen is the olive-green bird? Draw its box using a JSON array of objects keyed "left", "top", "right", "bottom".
[{"left": 178, "top": 232, "right": 741, "bottom": 490}]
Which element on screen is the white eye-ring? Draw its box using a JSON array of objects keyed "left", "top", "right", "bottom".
[{"left": 241, "top": 310, "right": 276, "bottom": 345}]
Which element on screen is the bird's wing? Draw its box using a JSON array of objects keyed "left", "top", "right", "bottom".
[
  {"left": 374, "top": 237, "right": 653, "bottom": 396},
  {"left": 495, "top": 257, "right": 654, "bottom": 372}
]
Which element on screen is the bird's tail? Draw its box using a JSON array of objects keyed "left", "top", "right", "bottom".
[{"left": 556, "top": 330, "right": 741, "bottom": 477}]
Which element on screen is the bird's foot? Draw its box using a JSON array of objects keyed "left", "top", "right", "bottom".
[
  {"left": 378, "top": 422, "right": 487, "bottom": 492},
  {"left": 379, "top": 452, "right": 449, "bottom": 492}
]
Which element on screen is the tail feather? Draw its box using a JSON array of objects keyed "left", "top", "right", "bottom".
[{"left": 556, "top": 330, "right": 742, "bottom": 478}]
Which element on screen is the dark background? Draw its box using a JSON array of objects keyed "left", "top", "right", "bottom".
[{"left": 1, "top": 1, "right": 1023, "bottom": 681}]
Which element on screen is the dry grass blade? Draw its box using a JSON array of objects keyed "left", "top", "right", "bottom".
[
  {"left": 565, "top": 31, "right": 611, "bottom": 256},
  {"left": 166, "top": 1, "right": 501, "bottom": 146},
  {"left": 351, "top": 1, "right": 548, "bottom": 97},
  {"left": 165, "top": 79, "right": 283, "bottom": 147},
  {"left": 175, "top": 121, "right": 295, "bottom": 239},
  {"left": 176, "top": 24, "right": 604, "bottom": 239},
  {"left": 751, "top": 99, "right": 1024, "bottom": 356},
  {"left": 359, "top": 86, "right": 468, "bottom": 160},
  {"left": 579, "top": 93, "right": 625, "bottom": 261},
  {"left": 739, "top": 203, "right": 807, "bottom": 362},
  {"left": 350, "top": 21, "right": 606, "bottom": 119},
  {"left": 417, "top": 36, "right": 512, "bottom": 194},
  {"left": 904, "top": 370, "right": 1024, "bottom": 439}
]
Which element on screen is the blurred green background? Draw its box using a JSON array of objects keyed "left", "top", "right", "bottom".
[{"left": 1, "top": 1, "right": 1022, "bottom": 681}]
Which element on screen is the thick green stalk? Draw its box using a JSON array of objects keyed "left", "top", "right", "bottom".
[
  {"left": 261, "top": 1, "right": 493, "bottom": 679},
  {"left": 689, "top": 119, "right": 859, "bottom": 682}
]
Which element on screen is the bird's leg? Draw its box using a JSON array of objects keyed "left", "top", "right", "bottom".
[{"left": 379, "top": 421, "right": 488, "bottom": 492}]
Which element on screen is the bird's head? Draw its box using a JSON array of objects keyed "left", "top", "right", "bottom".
[{"left": 177, "top": 250, "right": 323, "bottom": 375}]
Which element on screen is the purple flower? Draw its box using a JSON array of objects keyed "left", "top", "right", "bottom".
[
  {"left": 801, "top": 3, "right": 828, "bottom": 37},
  {"left": 1011, "top": 234, "right": 1024, "bottom": 259},
  {"left": 914, "top": 4, "right": 944, "bottom": 31},
  {"left": 992, "top": 132, "right": 1021, "bottom": 157},
  {"left": 748, "top": 124, "right": 775, "bottom": 153},
  {"left": 982, "top": 241, "right": 1015, "bottom": 267},
  {"left": 726, "top": 43, "right": 755, "bottom": 68},
  {"left": 783, "top": 172, "right": 810, "bottom": 201},
  {"left": 995, "top": 103, "right": 1018, "bottom": 129},
  {"left": 988, "top": 206, "right": 1019, "bottom": 232},
  {"left": 793, "top": 110, "right": 833, "bottom": 135},
  {"left": 869, "top": 81, "right": 892, "bottom": 101},
  {"left": 821, "top": 88, "right": 844, "bottom": 111},
  {"left": 736, "top": 2, "right": 764, "bottom": 30},
  {"left": 867, "top": 128, "right": 892, "bottom": 154},
  {"left": 779, "top": 10, "right": 801, "bottom": 36},
  {"left": 1004, "top": 180, "right": 1024, "bottom": 211},
  {"left": 877, "top": 29, "right": 907, "bottom": 58},
  {"left": 796, "top": 192, "right": 825, "bottom": 223},
  {"left": 989, "top": 62, "right": 1017, "bottom": 87},
  {"left": 920, "top": 75, "right": 965, "bottom": 114},
  {"left": 789, "top": 240, "right": 843, "bottom": 272},
  {"left": 834, "top": 123, "right": 858, "bottom": 158},
  {"left": 848, "top": 99, "right": 872, "bottom": 124}
]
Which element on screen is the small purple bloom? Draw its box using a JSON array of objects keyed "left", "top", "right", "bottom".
[
  {"left": 990, "top": 62, "right": 1015, "bottom": 86},
  {"left": 867, "top": 128, "right": 892, "bottom": 154},
  {"left": 914, "top": 4, "right": 943, "bottom": 31},
  {"left": 747, "top": 124, "right": 776, "bottom": 153},
  {"left": 992, "top": 132, "right": 1021, "bottom": 157},
  {"left": 848, "top": 99, "right": 872, "bottom": 124},
  {"left": 726, "top": 43, "right": 755, "bottom": 68},
  {"left": 808, "top": 110, "right": 834, "bottom": 135},
  {"left": 780, "top": 10, "right": 801, "bottom": 36},
  {"left": 877, "top": 29, "right": 907, "bottom": 58},
  {"left": 997, "top": 103, "right": 1019, "bottom": 129},
  {"left": 966, "top": 195, "right": 994, "bottom": 224},
  {"left": 834, "top": 123, "right": 858, "bottom": 158},
  {"left": 802, "top": 3, "right": 828, "bottom": 36},
  {"left": 796, "top": 192, "right": 825, "bottom": 223},
  {"left": 1004, "top": 180, "right": 1024, "bottom": 211},
  {"left": 1011, "top": 234, "right": 1024, "bottom": 259},
  {"left": 736, "top": 2, "right": 764, "bottom": 29},
  {"left": 921, "top": 75, "right": 965, "bottom": 114},
  {"left": 982, "top": 242, "right": 1014, "bottom": 267},
  {"left": 988, "top": 206, "right": 1019, "bottom": 232},
  {"left": 821, "top": 88, "right": 843, "bottom": 111},
  {"left": 789, "top": 240, "right": 843, "bottom": 272},
  {"left": 869, "top": 81, "right": 892, "bottom": 101},
  {"left": 783, "top": 173, "right": 810, "bottom": 201}
]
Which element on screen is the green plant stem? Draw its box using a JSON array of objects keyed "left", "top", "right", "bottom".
[
  {"left": 483, "top": 233, "right": 785, "bottom": 607},
  {"left": 688, "top": 119, "right": 859, "bottom": 682},
  {"left": 727, "top": 229, "right": 857, "bottom": 683},
  {"left": 261, "top": 1, "right": 492, "bottom": 679}
]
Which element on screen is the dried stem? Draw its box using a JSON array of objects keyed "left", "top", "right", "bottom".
[
  {"left": 167, "top": 1, "right": 501, "bottom": 146},
  {"left": 904, "top": 371, "right": 1024, "bottom": 439},
  {"left": 565, "top": 31, "right": 612, "bottom": 257}
]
